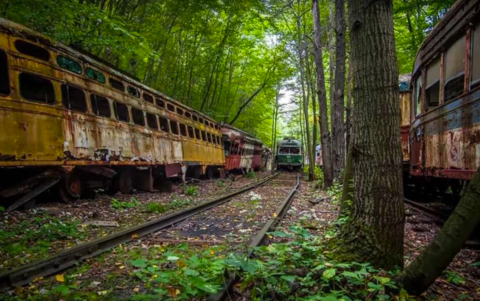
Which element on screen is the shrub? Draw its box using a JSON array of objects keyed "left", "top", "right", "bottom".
[
  {"left": 183, "top": 185, "right": 198, "bottom": 196},
  {"left": 111, "top": 197, "right": 139, "bottom": 209},
  {"left": 145, "top": 202, "right": 166, "bottom": 213}
]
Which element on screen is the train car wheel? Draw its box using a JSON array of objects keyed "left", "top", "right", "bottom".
[
  {"left": 117, "top": 170, "right": 133, "bottom": 194},
  {"left": 58, "top": 173, "right": 82, "bottom": 203}
]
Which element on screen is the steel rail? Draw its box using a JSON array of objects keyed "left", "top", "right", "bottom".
[
  {"left": 0, "top": 173, "right": 279, "bottom": 290},
  {"left": 404, "top": 197, "right": 449, "bottom": 223},
  {"left": 208, "top": 175, "right": 300, "bottom": 301}
]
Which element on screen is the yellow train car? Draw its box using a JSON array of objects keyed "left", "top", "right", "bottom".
[{"left": 0, "top": 19, "right": 224, "bottom": 207}]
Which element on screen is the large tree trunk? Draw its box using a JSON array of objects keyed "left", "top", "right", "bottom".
[
  {"left": 312, "top": 0, "right": 333, "bottom": 187},
  {"left": 332, "top": 0, "right": 346, "bottom": 178},
  {"left": 336, "top": 0, "right": 404, "bottom": 269},
  {"left": 397, "top": 168, "right": 480, "bottom": 294}
]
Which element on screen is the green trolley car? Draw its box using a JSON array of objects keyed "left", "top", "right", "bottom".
[{"left": 275, "top": 138, "right": 303, "bottom": 171}]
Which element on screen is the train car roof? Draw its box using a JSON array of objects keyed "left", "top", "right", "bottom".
[
  {"left": 411, "top": 0, "right": 479, "bottom": 79},
  {"left": 220, "top": 123, "right": 262, "bottom": 145},
  {"left": 278, "top": 139, "right": 301, "bottom": 147},
  {"left": 0, "top": 18, "right": 217, "bottom": 124}
]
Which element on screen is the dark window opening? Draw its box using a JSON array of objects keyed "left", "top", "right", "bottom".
[
  {"left": 426, "top": 82, "right": 440, "bottom": 110},
  {"left": 57, "top": 56, "right": 81, "bottom": 74},
  {"left": 127, "top": 86, "right": 139, "bottom": 98},
  {"left": 61, "top": 85, "right": 86, "bottom": 112},
  {"left": 90, "top": 94, "right": 111, "bottom": 117},
  {"left": 159, "top": 117, "right": 169, "bottom": 132},
  {"left": 176, "top": 108, "right": 184, "bottom": 115},
  {"left": 201, "top": 131, "right": 207, "bottom": 141},
  {"left": 204, "top": 120, "right": 208, "bottom": 126},
  {"left": 110, "top": 78, "right": 124, "bottom": 91},
  {"left": 170, "top": 120, "right": 179, "bottom": 135},
  {"left": 146, "top": 113, "right": 157, "bottom": 130},
  {"left": 156, "top": 99, "right": 165, "bottom": 108},
  {"left": 143, "top": 93, "right": 154, "bottom": 103},
  {"left": 216, "top": 136, "right": 221, "bottom": 145},
  {"left": 207, "top": 133, "right": 212, "bottom": 143},
  {"left": 114, "top": 101, "right": 129, "bottom": 122},
  {"left": 199, "top": 118, "right": 204, "bottom": 124},
  {"left": 0, "top": 50, "right": 9, "bottom": 95},
  {"left": 15, "top": 40, "right": 49, "bottom": 61},
  {"left": 193, "top": 115, "right": 198, "bottom": 122},
  {"left": 180, "top": 124, "right": 187, "bottom": 137},
  {"left": 167, "top": 103, "right": 175, "bottom": 112},
  {"left": 185, "top": 112, "right": 192, "bottom": 119},
  {"left": 195, "top": 128, "right": 200, "bottom": 139},
  {"left": 132, "top": 108, "right": 145, "bottom": 126},
  {"left": 85, "top": 68, "right": 105, "bottom": 83},
  {"left": 19, "top": 73, "right": 55, "bottom": 104},
  {"left": 445, "top": 74, "right": 465, "bottom": 102},
  {"left": 188, "top": 126, "right": 194, "bottom": 138},
  {"left": 209, "top": 122, "right": 214, "bottom": 128}
]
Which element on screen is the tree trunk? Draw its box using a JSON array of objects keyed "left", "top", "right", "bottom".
[
  {"left": 397, "top": 168, "right": 480, "bottom": 294},
  {"left": 345, "top": 56, "right": 353, "bottom": 150},
  {"left": 336, "top": 0, "right": 404, "bottom": 269},
  {"left": 312, "top": 0, "right": 333, "bottom": 187},
  {"left": 332, "top": 0, "right": 346, "bottom": 178}
]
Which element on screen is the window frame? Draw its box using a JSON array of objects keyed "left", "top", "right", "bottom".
[
  {"left": 113, "top": 101, "right": 130, "bottom": 122},
  {"left": 85, "top": 67, "right": 106, "bottom": 84},
  {"left": 61, "top": 84, "right": 87, "bottom": 112},
  {"left": 90, "top": 94, "right": 111, "bottom": 118},
  {"left": 19, "top": 72, "right": 55, "bottom": 104},
  {"left": 143, "top": 93, "right": 154, "bottom": 104},
  {"left": 127, "top": 86, "right": 140, "bottom": 98},
  {"left": 146, "top": 113, "right": 158, "bottom": 130},
  {"left": 0, "top": 50, "right": 9, "bottom": 95},
  {"left": 131, "top": 107, "right": 145, "bottom": 126},
  {"left": 167, "top": 103, "right": 175, "bottom": 112},
  {"left": 57, "top": 55, "right": 82, "bottom": 74},
  {"left": 159, "top": 116, "right": 170, "bottom": 133},
  {"left": 170, "top": 120, "right": 179, "bottom": 135},
  {"left": 109, "top": 78, "right": 125, "bottom": 92},
  {"left": 14, "top": 40, "right": 50, "bottom": 61}
]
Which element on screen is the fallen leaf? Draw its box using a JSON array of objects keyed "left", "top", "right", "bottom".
[
  {"left": 273, "top": 213, "right": 277, "bottom": 217},
  {"left": 210, "top": 250, "right": 215, "bottom": 255},
  {"left": 119, "top": 265, "right": 125, "bottom": 270},
  {"left": 55, "top": 274, "right": 65, "bottom": 283},
  {"left": 132, "top": 233, "right": 138, "bottom": 238},
  {"left": 133, "top": 287, "right": 140, "bottom": 293}
]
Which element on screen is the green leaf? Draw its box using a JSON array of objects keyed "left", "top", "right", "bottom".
[
  {"left": 319, "top": 295, "right": 338, "bottom": 301},
  {"left": 322, "top": 268, "right": 336, "bottom": 279},
  {"left": 131, "top": 259, "right": 147, "bottom": 268},
  {"left": 280, "top": 275, "right": 297, "bottom": 282},
  {"left": 183, "top": 268, "right": 200, "bottom": 276},
  {"left": 373, "top": 275, "right": 390, "bottom": 285},
  {"left": 191, "top": 277, "right": 218, "bottom": 293},
  {"left": 54, "top": 285, "right": 70, "bottom": 296},
  {"left": 166, "top": 256, "right": 179, "bottom": 261},
  {"left": 268, "top": 231, "right": 292, "bottom": 237}
]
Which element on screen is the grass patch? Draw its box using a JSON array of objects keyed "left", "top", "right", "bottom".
[{"left": 111, "top": 197, "right": 140, "bottom": 210}]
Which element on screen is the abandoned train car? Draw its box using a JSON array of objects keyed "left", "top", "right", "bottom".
[
  {"left": 0, "top": 18, "right": 225, "bottom": 207},
  {"left": 408, "top": 0, "right": 480, "bottom": 194}
]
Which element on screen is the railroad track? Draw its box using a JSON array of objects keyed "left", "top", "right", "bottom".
[
  {"left": 404, "top": 198, "right": 449, "bottom": 224},
  {"left": 0, "top": 172, "right": 295, "bottom": 290}
]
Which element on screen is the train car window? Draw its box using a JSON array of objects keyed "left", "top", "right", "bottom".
[
  {"left": 156, "top": 99, "right": 165, "bottom": 108},
  {"left": 113, "top": 101, "right": 129, "bottom": 122},
  {"left": 199, "top": 117, "right": 204, "bottom": 124},
  {"left": 204, "top": 120, "right": 209, "bottom": 126},
  {"left": 131, "top": 108, "right": 145, "bottom": 126},
  {"left": 180, "top": 124, "right": 187, "bottom": 137},
  {"left": 110, "top": 78, "right": 125, "bottom": 91},
  {"left": 201, "top": 131, "right": 207, "bottom": 141},
  {"left": 85, "top": 68, "right": 106, "bottom": 83},
  {"left": 195, "top": 128, "right": 200, "bottom": 139},
  {"left": 159, "top": 117, "right": 169, "bottom": 132},
  {"left": 0, "top": 50, "right": 9, "bottom": 95},
  {"left": 61, "top": 85, "right": 87, "bottom": 112},
  {"left": 146, "top": 113, "right": 158, "bottom": 130},
  {"left": 177, "top": 108, "right": 184, "bottom": 115},
  {"left": 425, "top": 58, "right": 440, "bottom": 109},
  {"left": 188, "top": 126, "right": 195, "bottom": 138},
  {"left": 19, "top": 73, "right": 55, "bottom": 104},
  {"left": 14, "top": 40, "right": 50, "bottom": 61},
  {"left": 167, "top": 103, "right": 175, "bottom": 112},
  {"left": 90, "top": 94, "right": 111, "bottom": 117},
  {"left": 445, "top": 76, "right": 464, "bottom": 101},
  {"left": 185, "top": 112, "right": 192, "bottom": 119},
  {"left": 127, "top": 86, "right": 140, "bottom": 98},
  {"left": 170, "top": 120, "right": 179, "bottom": 135},
  {"left": 444, "top": 35, "right": 465, "bottom": 101},
  {"left": 57, "top": 56, "right": 81, "bottom": 74},
  {"left": 143, "top": 93, "right": 154, "bottom": 103},
  {"left": 193, "top": 115, "right": 198, "bottom": 122},
  {"left": 207, "top": 133, "right": 212, "bottom": 143},
  {"left": 216, "top": 136, "right": 221, "bottom": 145},
  {"left": 413, "top": 77, "right": 422, "bottom": 116},
  {"left": 471, "top": 22, "right": 480, "bottom": 88}
]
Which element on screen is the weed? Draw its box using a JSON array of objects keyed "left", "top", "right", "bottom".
[
  {"left": 0, "top": 205, "right": 4, "bottom": 212},
  {"left": 111, "top": 197, "right": 140, "bottom": 209},
  {"left": 246, "top": 171, "right": 255, "bottom": 179},
  {"left": 168, "top": 199, "right": 192, "bottom": 210},
  {"left": 216, "top": 180, "right": 225, "bottom": 187},
  {"left": 443, "top": 270, "right": 466, "bottom": 285},
  {"left": 145, "top": 202, "right": 166, "bottom": 213},
  {"left": 183, "top": 185, "right": 198, "bottom": 196}
]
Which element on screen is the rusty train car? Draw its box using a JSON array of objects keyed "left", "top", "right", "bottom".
[
  {"left": 0, "top": 19, "right": 269, "bottom": 209},
  {"left": 407, "top": 0, "right": 480, "bottom": 194}
]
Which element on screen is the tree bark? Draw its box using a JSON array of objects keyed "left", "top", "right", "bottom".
[
  {"left": 312, "top": 0, "right": 333, "bottom": 187},
  {"left": 336, "top": 0, "right": 404, "bottom": 269},
  {"left": 332, "top": 0, "right": 346, "bottom": 178},
  {"left": 397, "top": 168, "right": 480, "bottom": 294}
]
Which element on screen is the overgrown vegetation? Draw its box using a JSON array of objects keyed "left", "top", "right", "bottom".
[
  {"left": 145, "top": 202, "right": 166, "bottom": 214},
  {"left": 111, "top": 198, "right": 140, "bottom": 210},
  {"left": 246, "top": 171, "right": 256, "bottom": 179},
  {"left": 182, "top": 185, "right": 198, "bottom": 196}
]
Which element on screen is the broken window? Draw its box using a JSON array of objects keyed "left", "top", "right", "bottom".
[
  {"left": 471, "top": 22, "right": 480, "bottom": 88},
  {"left": 114, "top": 101, "right": 129, "bottom": 122},
  {"left": 425, "top": 58, "right": 440, "bottom": 109},
  {"left": 167, "top": 103, "right": 175, "bottom": 112},
  {"left": 127, "top": 86, "right": 139, "bottom": 98},
  {"left": 188, "top": 126, "right": 194, "bottom": 138},
  {"left": 156, "top": 99, "right": 165, "bottom": 108},
  {"left": 131, "top": 108, "right": 145, "bottom": 126},
  {"left": 170, "top": 120, "right": 179, "bottom": 135},
  {"left": 143, "top": 93, "right": 154, "bottom": 103},
  {"left": 444, "top": 35, "right": 465, "bottom": 101},
  {"left": 413, "top": 77, "right": 422, "bottom": 116},
  {"left": 159, "top": 117, "right": 169, "bottom": 132},
  {"left": 19, "top": 73, "right": 55, "bottom": 104},
  {"left": 90, "top": 94, "right": 111, "bottom": 117},
  {"left": 445, "top": 75, "right": 465, "bottom": 101},
  {"left": 15, "top": 40, "right": 50, "bottom": 61},
  {"left": 57, "top": 56, "right": 81, "bottom": 74},
  {"left": 146, "top": 113, "right": 157, "bottom": 130},
  {"left": 85, "top": 68, "right": 105, "bottom": 84},
  {"left": 0, "top": 50, "right": 9, "bottom": 95},
  {"left": 180, "top": 123, "right": 187, "bottom": 137},
  {"left": 201, "top": 131, "right": 207, "bottom": 141},
  {"left": 61, "top": 85, "right": 86, "bottom": 112},
  {"left": 110, "top": 78, "right": 124, "bottom": 92},
  {"left": 195, "top": 128, "right": 200, "bottom": 140}
]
